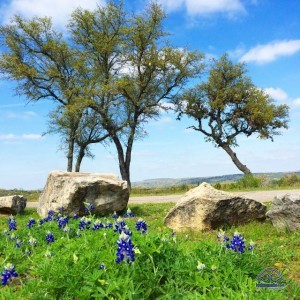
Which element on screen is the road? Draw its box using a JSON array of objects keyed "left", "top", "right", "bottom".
[{"left": 26, "top": 189, "right": 300, "bottom": 208}]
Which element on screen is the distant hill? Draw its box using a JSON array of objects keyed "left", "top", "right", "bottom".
[{"left": 132, "top": 171, "right": 300, "bottom": 188}]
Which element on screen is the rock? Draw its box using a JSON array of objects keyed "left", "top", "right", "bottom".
[
  {"left": 0, "top": 195, "right": 27, "bottom": 214},
  {"left": 164, "top": 182, "right": 266, "bottom": 231},
  {"left": 37, "top": 171, "right": 129, "bottom": 217},
  {"left": 266, "top": 194, "right": 300, "bottom": 231}
]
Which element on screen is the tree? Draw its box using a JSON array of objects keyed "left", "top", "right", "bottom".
[
  {"left": 0, "top": 16, "right": 82, "bottom": 171},
  {"left": 176, "top": 54, "right": 289, "bottom": 175},
  {"left": 70, "top": 2, "right": 204, "bottom": 189}
]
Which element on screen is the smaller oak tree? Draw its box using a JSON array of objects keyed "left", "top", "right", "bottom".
[{"left": 176, "top": 54, "right": 289, "bottom": 175}]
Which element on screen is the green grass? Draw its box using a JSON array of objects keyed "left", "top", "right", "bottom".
[{"left": 0, "top": 203, "right": 299, "bottom": 299}]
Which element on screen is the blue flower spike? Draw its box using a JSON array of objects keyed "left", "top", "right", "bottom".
[
  {"left": 8, "top": 216, "right": 17, "bottom": 231},
  {"left": 125, "top": 207, "right": 134, "bottom": 218},
  {"left": 1, "top": 263, "right": 18, "bottom": 286},
  {"left": 46, "top": 231, "right": 55, "bottom": 244},
  {"left": 135, "top": 218, "right": 147, "bottom": 234},
  {"left": 116, "top": 231, "right": 135, "bottom": 264}
]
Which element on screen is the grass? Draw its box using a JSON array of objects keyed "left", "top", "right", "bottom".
[{"left": 0, "top": 203, "right": 299, "bottom": 299}]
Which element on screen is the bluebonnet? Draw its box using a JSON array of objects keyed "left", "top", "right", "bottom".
[
  {"left": 45, "top": 250, "right": 53, "bottom": 257},
  {"left": 248, "top": 240, "right": 256, "bottom": 251},
  {"left": 15, "top": 239, "right": 22, "bottom": 248},
  {"left": 226, "top": 231, "right": 245, "bottom": 253},
  {"left": 105, "top": 221, "right": 113, "bottom": 229},
  {"left": 84, "top": 202, "right": 95, "bottom": 214},
  {"left": 26, "top": 218, "right": 36, "bottom": 229},
  {"left": 62, "top": 225, "right": 70, "bottom": 234},
  {"left": 78, "top": 217, "right": 91, "bottom": 230},
  {"left": 116, "top": 232, "right": 135, "bottom": 264},
  {"left": 28, "top": 235, "right": 37, "bottom": 247},
  {"left": 1, "top": 263, "right": 18, "bottom": 286},
  {"left": 92, "top": 219, "right": 104, "bottom": 230},
  {"left": 73, "top": 214, "right": 79, "bottom": 220},
  {"left": 124, "top": 208, "right": 134, "bottom": 218},
  {"left": 58, "top": 216, "right": 69, "bottom": 229},
  {"left": 99, "top": 263, "right": 105, "bottom": 270},
  {"left": 217, "top": 229, "right": 230, "bottom": 243},
  {"left": 114, "top": 217, "right": 132, "bottom": 235},
  {"left": 58, "top": 206, "right": 65, "bottom": 213},
  {"left": 46, "top": 232, "right": 55, "bottom": 244},
  {"left": 39, "top": 210, "right": 55, "bottom": 225},
  {"left": 112, "top": 211, "right": 118, "bottom": 219},
  {"left": 135, "top": 218, "right": 147, "bottom": 234},
  {"left": 8, "top": 216, "right": 17, "bottom": 231}
]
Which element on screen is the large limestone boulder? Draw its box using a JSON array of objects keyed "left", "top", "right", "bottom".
[
  {"left": 164, "top": 182, "right": 266, "bottom": 231},
  {"left": 0, "top": 195, "right": 27, "bottom": 214},
  {"left": 266, "top": 194, "right": 300, "bottom": 231},
  {"left": 38, "top": 171, "right": 129, "bottom": 217}
]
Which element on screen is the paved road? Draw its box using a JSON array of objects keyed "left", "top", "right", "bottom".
[{"left": 27, "top": 189, "right": 300, "bottom": 208}]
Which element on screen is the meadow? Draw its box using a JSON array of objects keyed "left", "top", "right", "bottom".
[{"left": 0, "top": 202, "right": 299, "bottom": 299}]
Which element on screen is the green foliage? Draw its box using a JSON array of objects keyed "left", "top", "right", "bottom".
[{"left": 0, "top": 205, "right": 299, "bottom": 299}]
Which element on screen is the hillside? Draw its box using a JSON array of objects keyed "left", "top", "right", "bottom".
[{"left": 132, "top": 171, "right": 300, "bottom": 188}]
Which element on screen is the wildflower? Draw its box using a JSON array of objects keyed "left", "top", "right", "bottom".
[
  {"left": 114, "top": 217, "right": 127, "bottom": 234},
  {"left": 62, "top": 225, "right": 70, "bottom": 234},
  {"left": 78, "top": 216, "right": 91, "bottom": 230},
  {"left": 248, "top": 240, "right": 256, "bottom": 251},
  {"left": 28, "top": 236, "right": 37, "bottom": 247},
  {"left": 84, "top": 202, "right": 95, "bottom": 214},
  {"left": 15, "top": 239, "right": 22, "bottom": 248},
  {"left": 58, "top": 206, "right": 65, "bottom": 213},
  {"left": 92, "top": 219, "right": 104, "bottom": 230},
  {"left": 46, "top": 231, "right": 55, "bottom": 244},
  {"left": 116, "top": 231, "right": 135, "bottom": 264},
  {"left": 226, "top": 231, "right": 245, "bottom": 253},
  {"left": 217, "top": 229, "right": 229, "bottom": 242},
  {"left": 112, "top": 211, "right": 118, "bottom": 219},
  {"left": 45, "top": 250, "right": 53, "bottom": 257},
  {"left": 8, "top": 216, "right": 17, "bottom": 231},
  {"left": 26, "top": 218, "right": 36, "bottom": 229},
  {"left": 105, "top": 221, "right": 113, "bottom": 229},
  {"left": 58, "top": 216, "right": 69, "bottom": 229},
  {"left": 135, "top": 219, "right": 147, "bottom": 234},
  {"left": 46, "top": 210, "right": 55, "bottom": 221},
  {"left": 73, "top": 214, "right": 79, "bottom": 220},
  {"left": 124, "top": 207, "right": 134, "bottom": 218},
  {"left": 197, "top": 261, "right": 206, "bottom": 271},
  {"left": 99, "top": 263, "right": 105, "bottom": 270},
  {"left": 1, "top": 263, "right": 18, "bottom": 286},
  {"left": 24, "top": 248, "right": 31, "bottom": 256}
]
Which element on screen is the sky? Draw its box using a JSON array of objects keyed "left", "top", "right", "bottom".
[{"left": 0, "top": 0, "right": 300, "bottom": 189}]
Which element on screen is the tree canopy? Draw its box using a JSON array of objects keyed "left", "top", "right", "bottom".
[{"left": 176, "top": 54, "right": 289, "bottom": 174}]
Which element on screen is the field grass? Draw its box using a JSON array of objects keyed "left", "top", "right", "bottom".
[{"left": 0, "top": 203, "right": 299, "bottom": 299}]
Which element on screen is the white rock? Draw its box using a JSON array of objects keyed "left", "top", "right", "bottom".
[{"left": 37, "top": 171, "right": 129, "bottom": 217}]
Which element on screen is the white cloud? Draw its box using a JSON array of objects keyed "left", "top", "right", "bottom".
[
  {"left": 0, "top": 0, "right": 105, "bottom": 29},
  {"left": 264, "top": 87, "right": 288, "bottom": 102},
  {"left": 160, "top": 0, "right": 245, "bottom": 16},
  {"left": 240, "top": 40, "right": 300, "bottom": 64},
  {"left": 1, "top": 110, "right": 37, "bottom": 120},
  {"left": 293, "top": 98, "right": 300, "bottom": 107},
  {"left": 0, "top": 133, "right": 42, "bottom": 141}
]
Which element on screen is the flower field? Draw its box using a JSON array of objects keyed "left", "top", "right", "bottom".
[{"left": 0, "top": 203, "right": 299, "bottom": 299}]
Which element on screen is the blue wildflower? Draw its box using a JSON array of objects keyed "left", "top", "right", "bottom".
[
  {"left": 26, "top": 218, "right": 36, "bottom": 229},
  {"left": 112, "top": 211, "right": 118, "bottom": 219},
  {"left": 15, "top": 239, "right": 22, "bottom": 248},
  {"left": 58, "top": 206, "right": 65, "bottom": 213},
  {"left": 124, "top": 208, "right": 134, "bottom": 218},
  {"left": 114, "top": 217, "right": 126, "bottom": 233},
  {"left": 8, "top": 216, "right": 17, "bottom": 231},
  {"left": 58, "top": 216, "right": 69, "bottom": 229},
  {"left": 78, "top": 217, "right": 91, "bottom": 230},
  {"left": 1, "top": 263, "right": 18, "bottom": 286},
  {"left": 99, "top": 263, "right": 105, "bottom": 270},
  {"left": 84, "top": 202, "right": 95, "bottom": 214},
  {"left": 135, "top": 218, "right": 147, "bottom": 234},
  {"left": 116, "top": 232, "right": 135, "bottom": 264},
  {"left": 92, "top": 219, "right": 104, "bottom": 230},
  {"left": 46, "top": 231, "right": 55, "bottom": 244},
  {"left": 105, "top": 221, "right": 113, "bottom": 229},
  {"left": 226, "top": 231, "right": 245, "bottom": 253},
  {"left": 73, "top": 214, "right": 79, "bottom": 220}
]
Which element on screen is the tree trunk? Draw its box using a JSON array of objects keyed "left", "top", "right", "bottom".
[
  {"left": 221, "top": 144, "right": 252, "bottom": 175},
  {"left": 67, "top": 137, "right": 75, "bottom": 172},
  {"left": 111, "top": 135, "right": 132, "bottom": 192},
  {"left": 75, "top": 146, "right": 85, "bottom": 172}
]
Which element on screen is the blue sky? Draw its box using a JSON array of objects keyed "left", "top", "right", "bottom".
[{"left": 0, "top": 0, "right": 300, "bottom": 189}]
